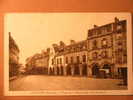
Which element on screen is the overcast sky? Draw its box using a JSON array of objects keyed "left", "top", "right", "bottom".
[{"left": 5, "top": 13, "right": 130, "bottom": 65}]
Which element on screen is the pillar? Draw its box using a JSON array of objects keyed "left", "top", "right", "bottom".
[
  {"left": 63, "top": 66, "right": 67, "bottom": 76},
  {"left": 71, "top": 64, "right": 74, "bottom": 76},
  {"left": 59, "top": 66, "right": 62, "bottom": 75},
  {"left": 54, "top": 66, "right": 57, "bottom": 75},
  {"left": 87, "top": 65, "right": 92, "bottom": 77},
  {"left": 48, "top": 67, "right": 50, "bottom": 75},
  {"left": 79, "top": 64, "right": 83, "bottom": 76}
]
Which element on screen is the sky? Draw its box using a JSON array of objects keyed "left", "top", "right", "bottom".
[{"left": 5, "top": 13, "right": 130, "bottom": 65}]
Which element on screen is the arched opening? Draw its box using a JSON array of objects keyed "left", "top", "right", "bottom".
[
  {"left": 57, "top": 67, "right": 60, "bottom": 75},
  {"left": 74, "top": 64, "right": 80, "bottom": 75},
  {"left": 82, "top": 64, "right": 87, "bottom": 76},
  {"left": 60, "top": 66, "right": 64, "bottom": 75},
  {"left": 92, "top": 63, "right": 100, "bottom": 77},
  {"left": 66, "top": 65, "right": 71, "bottom": 75},
  {"left": 102, "top": 63, "right": 111, "bottom": 77}
]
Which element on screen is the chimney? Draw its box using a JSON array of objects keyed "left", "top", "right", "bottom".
[
  {"left": 46, "top": 48, "right": 50, "bottom": 53},
  {"left": 114, "top": 17, "right": 119, "bottom": 23},
  {"left": 70, "top": 40, "right": 75, "bottom": 44},
  {"left": 94, "top": 25, "right": 98, "bottom": 28},
  {"left": 52, "top": 43, "right": 58, "bottom": 47},
  {"left": 59, "top": 41, "right": 65, "bottom": 46}
]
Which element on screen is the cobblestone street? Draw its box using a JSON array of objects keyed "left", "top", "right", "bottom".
[{"left": 9, "top": 75, "right": 127, "bottom": 91}]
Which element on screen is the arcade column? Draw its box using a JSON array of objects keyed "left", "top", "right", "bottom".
[
  {"left": 63, "top": 66, "right": 67, "bottom": 76},
  {"left": 71, "top": 64, "right": 75, "bottom": 76},
  {"left": 87, "top": 65, "right": 92, "bottom": 77},
  {"left": 54, "top": 66, "right": 57, "bottom": 75},
  {"left": 58, "top": 66, "right": 61, "bottom": 75},
  {"left": 48, "top": 67, "right": 50, "bottom": 75},
  {"left": 79, "top": 64, "right": 83, "bottom": 76}
]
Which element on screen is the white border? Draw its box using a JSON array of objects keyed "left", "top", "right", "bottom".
[{"left": 4, "top": 13, "right": 133, "bottom": 96}]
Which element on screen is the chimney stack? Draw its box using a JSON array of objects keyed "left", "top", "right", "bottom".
[
  {"left": 70, "top": 40, "right": 75, "bottom": 44},
  {"left": 114, "top": 17, "right": 119, "bottom": 23},
  {"left": 94, "top": 25, "right": 98, "bottom": 28}
]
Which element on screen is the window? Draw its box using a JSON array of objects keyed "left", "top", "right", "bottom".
[
  {"left": 70, "top": 56, "right": 74, "bottom": 64},
  {"left": 92, "top": 40, "right": 98, "bottom": 49},
  {"left": 88, "top": 30, "right": 92, "bottom": 37},
  {"left": 101, "top": 27, "right": 106, "bottom": 34},
  {"left": 82, "top": 55, "right": 86, "bottom": 62},
  {"left": 92, "top": 52, "right": 98, "bottom": 59},
  {"left": 117, "top": 24, "right": 122, "bottom": 33},
  {"left": 52, "top": 59, "right": 54, "bottom": 65},
  {"left": 66, "top": 57, "right": 68, "bottom": 64},
  {"left": 76, "top": 56, "right": 80, "bottom": 63},
  {"left": 57, "top": 59, "right": 59, "bottom": 64},
  {"left": 101, "top": 38, "right": 107, "bottom": 48},
  {"left": 60, "top": 58, "right": 62, "bottom": 64},
  {"left": 106, "top": 25, "right": 112, "bottom": 32},
  {"left": 101, "top": 51, "right": 108, "bottom": 58},
  {"left": 98, "top": 29, "right": 102, "bottom": 34}
]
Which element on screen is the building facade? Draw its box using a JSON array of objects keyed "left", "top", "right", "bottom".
[
  {"left": 49, "top": 40, "right": 88, "bottom": 76},
  {"left": 25, "top": 17, "right": 127, "bottom": 79},
  {"left": 9, "top": 32, "right": 20, "bottom": 77},
  {"left": 87, "top": 17, "right": 127, "bottom": 78},
  {"left": 25, "top": 50, "right": 49, "bottom": 74}
]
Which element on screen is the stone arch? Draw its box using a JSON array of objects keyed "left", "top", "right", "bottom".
[
  {"left": 101, "top": 61, "right": 112, "bottom": 77},
  {"left": 56, "top": 66, "right": 60, "bottom": 75},
  {"left": 74, "top": 63, "right": 80, "bottom": 75},
  {"left": 60, "top": 66, "right": 64, "bottom": 75},
  {"left": 82, "top": 63, "right": 87, "bottom": 76},
  {"left": 66, "top": 64, "right": 71, "bottom": 75},
  {"left": 92, "top": 63, "right": 100, "bottom": 77}
]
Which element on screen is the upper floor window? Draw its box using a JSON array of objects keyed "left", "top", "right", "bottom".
[
  {"left": 76, "top": 56, "right": 80, "bottom": 63},
  {"left": 98, "top": 29, "right": 102, "bottom": 34},
  {"left": 92, "top": 40, "right": 98, "bottom": 49},
  {"left": 57, "top": 59, "right": 59, "bottom": 64},
  {"left": 70, "top": 56, "right": 74, "bottom": 64},
  {"left": 88, "top": 30, "right": 93, "bottom": 37},
  {"left": 101, "top": 38, "right": 108, "bottom": 48},
  {"left": 101, "top": 51, "right": 108, "bottom": 58},
  {"left": 92, "top": 52, "right": 98, "bottom": 59},
  {"left": 52, "top": 59, "right": 54, "bottom": 65},
  {"left": 82, "top": 55, "right": 86, "bottom": 62},
  {"left": 106, "top": 25, "right": 112, "bottom": 32},
  {"left": 65, "top": 57, "right": 68, "bottom": 64},
  {"left": 60, "top": 58, "right": 62, "bottom": 64},
  {"left": 117, "top": 24, "right": 123, "bottom": 33}
]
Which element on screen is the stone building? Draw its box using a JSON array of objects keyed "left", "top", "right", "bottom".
[
  {"left": 9, "top": 32, "right": 20, "bottom": 77},
  {"left": 50, "top": 40, "right": 88, "bottom": 76},
  {"left": 87, "top": 17, "right": 127, "bottom": 78},
  {"left": 25, "top": 49, "right": 49, "bottom": 74}
]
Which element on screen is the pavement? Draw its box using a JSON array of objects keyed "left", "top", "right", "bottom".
[{"left": 9, "top": 75, "right": 127, "bottom": 91}]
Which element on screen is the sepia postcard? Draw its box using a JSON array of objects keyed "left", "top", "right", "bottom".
[{"left": 4, "top": 13, "right": 133, "bottom": 96}]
